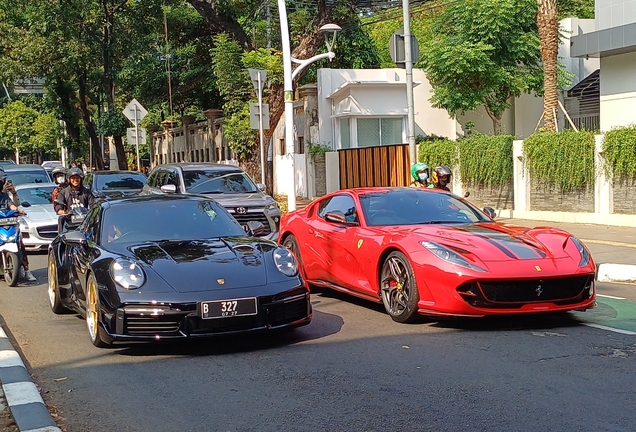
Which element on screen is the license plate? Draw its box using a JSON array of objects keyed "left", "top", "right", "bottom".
[
  {"left": 200, "top": 297, "right": 257, "bottom": 319},
  {"left": 0, "top": 217, "right": 18, "bottom": 225}
]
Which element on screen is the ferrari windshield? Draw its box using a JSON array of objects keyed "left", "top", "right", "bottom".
[
  {"left": 359, "top": 188, "right": 492, "bottom": 226},
  {"left": 94, "top": 173, "right": 146, "bottom": 191},
  {"left": 101, "top": 199, "right": 246, "bottom": 244},
  {"left": 183, "top": 169, "right": 258, "bottom": 194}
]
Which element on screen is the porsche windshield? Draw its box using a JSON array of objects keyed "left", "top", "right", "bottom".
[
  {"left": 101, "top": 200, "right": 246, "bottom": 244},
  {"left": 359, "top": 189, "right": 492, "bottom": 226},
  {"left": 183, "top": 169, "right": 258, "bottom": 194}
]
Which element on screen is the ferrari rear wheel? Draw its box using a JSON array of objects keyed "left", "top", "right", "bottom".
[
  {"left": 86, "top": 273, "right": 110, "bottom": 348},
  {"left": 282, "top": 234, "right": 304, "bottom": 267},
  {"left": 48, "top": 252, "right": 70, "bottom": 314},
  {"left": 380, "top": 251, "right": 421, "bottom": 323}
]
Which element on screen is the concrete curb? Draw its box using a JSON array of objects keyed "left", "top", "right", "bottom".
[
  {"left": 0, "top": 327, "right": 61, "bottom": 432},
  {"left": 597, "top": 263, "right": 636, "bottom": 284}
]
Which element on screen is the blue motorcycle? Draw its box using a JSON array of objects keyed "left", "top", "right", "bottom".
[{"left": 0, "top": 209, "right": 22, "bottom": 286}]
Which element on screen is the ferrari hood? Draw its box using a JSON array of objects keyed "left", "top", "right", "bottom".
[
  {"left": 416, "top": 223, "right": 571, "bottom": 262},
  {"left": 126, "top": 238, "right": 267, "bottom": 292}
]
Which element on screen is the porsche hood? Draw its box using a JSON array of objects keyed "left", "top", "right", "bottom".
[
  {"left": 125, "top": 238, "right": 268, "bottom": 292},
  {"left": 414, "top": 223, "right": 573, "bottom": 262}
]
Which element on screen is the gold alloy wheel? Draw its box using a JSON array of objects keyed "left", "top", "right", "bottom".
[
  {"left": 47, "top": 255, "right": 57, "bottom": 308},
  {"left": 86, "top": 277, "right": 99, "bottom": 342}
]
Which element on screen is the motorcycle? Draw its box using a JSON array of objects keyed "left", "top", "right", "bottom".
[
  {"left": 58, "top": 206, "right": 89, "bottom": 233},
  {"left": 0, "top": 209, "right": 23, "bottom": 286}
]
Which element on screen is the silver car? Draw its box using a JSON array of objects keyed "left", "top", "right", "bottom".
[{"left": 16, "top": 183, "right": 58, "bottom": 251}]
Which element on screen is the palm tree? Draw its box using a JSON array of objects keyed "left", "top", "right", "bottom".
[{"left": 537, "top": 0, "right": 559, "bottom": 132}]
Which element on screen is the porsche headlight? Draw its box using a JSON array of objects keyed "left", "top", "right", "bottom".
[
  {"left": 420, "top": 241, "right": 487, "bottom": 273},
  {"left": 273, "top": 247, "right": 298, "bottom": 277},
  {"left": 570, "top": 236, "right": 591, "bottom": 267},
  {"left": 110, "top": 258, "right": 146, "bottom": 290}
]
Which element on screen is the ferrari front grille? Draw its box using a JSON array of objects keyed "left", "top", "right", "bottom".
[{"left": 457, "top": 275, "right": 593, "bottom": 308}]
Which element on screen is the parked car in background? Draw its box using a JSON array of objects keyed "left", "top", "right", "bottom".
[
  {"left": 141, "top": 163, "right": 281, "bottom": 237},
  {"left": 3, "top": 164, "right": 51, "bottom": 186},
  {"left": 84, "top": 170, "right": 147, "bottom": 199},
  {"left": 16, "top": 183, "right": 58, "bottom": 251},
  {"left": 0, "top": 160, "right": 16, "bottom": 166},
  {"left": 41, "top": 161, "right": 63, "bottom": 180}
]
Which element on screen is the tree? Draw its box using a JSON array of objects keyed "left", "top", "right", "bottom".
[
  {"left": 420, "top": 0, "right": 543, "bottom": 134},
  {"left": 538, "top": 0, "right": 559, "bottom": 132},
  {"left": 0, "top": 100, "right": 60, "bottom": 160}
]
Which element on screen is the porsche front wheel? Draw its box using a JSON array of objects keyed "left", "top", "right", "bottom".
[
  {"left": 380, "top": 251, "right": 421, "bottom": 323},
  {"left": 86, "top": 273, "right": 110, "bottom": 348},
  {"left": 48, "top": 252, "right": 70, "bottom": 314}
]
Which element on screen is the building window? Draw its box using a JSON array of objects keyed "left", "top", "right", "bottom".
[
  {"left": 279, "top": 139, "right": 285, "bottom": 155},
  {"left": 340, "top": 118, "right": 350, "bottom": 149},
  {"left": 356, "top": 117, "right": 404, "bottom": 147}
]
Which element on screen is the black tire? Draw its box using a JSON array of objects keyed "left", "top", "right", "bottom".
[
  {"left": 282, "top": 234, "right": 304, "bottom": 268},
  {"left": 3, "top": 251, "right": 20, "bottom": 287},
  {"left": 86, "top": 273, "right": 110, "bottom": 348},
  {"left": 48, "top": 252, "right": 71, "bottom": 314},
  {"left": 380, "top": 251, "right": 421, "bottom": 323}
]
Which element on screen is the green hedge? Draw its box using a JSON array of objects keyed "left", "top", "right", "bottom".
[
  {"left": 603, "top": 125, "right": 636, "bottom": 182},
  {"left": 523, "top": 129, "right": 595, "bottom": 192},
  {"left": 417, "top": 134, "right": 513, "bottom": 186}
]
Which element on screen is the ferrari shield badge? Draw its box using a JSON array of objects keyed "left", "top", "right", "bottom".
[
  {"left": 217, "top": 278, "right": 225, "bottom": 285},
  {"left": 535, "top": 265, "right": 542, "bottom": 272},
  {"left": 357, "top": 239, "right": 363, "bottom": 249}
]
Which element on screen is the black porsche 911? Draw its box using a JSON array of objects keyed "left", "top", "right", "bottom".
[{"left": 47, "top": 195, "right": 310, "bottom": 347}]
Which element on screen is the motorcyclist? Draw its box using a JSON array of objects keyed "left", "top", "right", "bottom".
[
  {"left": 409, "top": 163, "right": 429, "bottom": 188},
  {"left": 54, "top": 167, "right": 95, "bottom": 232},
  {"left": 50, "top": 166, "right": 68, "bottom": 204},
  {"left": 0, "top": 171, "right": 36, "bottom": 281},
  {"left": 428, "top": 165, "right": 453, "bottom": 192}
]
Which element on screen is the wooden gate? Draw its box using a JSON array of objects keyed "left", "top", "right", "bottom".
[{"left": 338, "top": 144, "right": 411, "bottom": 189}]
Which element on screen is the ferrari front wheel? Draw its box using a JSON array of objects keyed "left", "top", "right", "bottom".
[
  {"left": 380, "top": 251, "right": 421, "bottom": 323},
  {"left": 282, "top": 234, "right": 304, "bottom": 267},
  {"left": 86, "top": 273, "right": 110, "bottom": 348}
]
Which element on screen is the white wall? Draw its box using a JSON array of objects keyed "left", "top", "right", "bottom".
[
  {"left": 596, "top": 0, "right": 636, "bottom": 31},
  {"left": 600, "top": 51, "right": 636, "bottom": 131}
]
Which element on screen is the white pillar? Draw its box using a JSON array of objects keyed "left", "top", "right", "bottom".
[
  {"left": 513, "top": 139, "right": 530, "bottom": 212},
  {"left": 594, "top": 134, "right": 612, "bottom": 214}
]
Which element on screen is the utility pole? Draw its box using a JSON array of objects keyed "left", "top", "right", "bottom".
[{"left": 403, "top": 0, "right": 416, "bottom": 166}]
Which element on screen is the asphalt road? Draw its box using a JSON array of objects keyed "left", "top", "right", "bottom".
[{"left": 1, "top": 252, "right": 636, "bottom": 432}]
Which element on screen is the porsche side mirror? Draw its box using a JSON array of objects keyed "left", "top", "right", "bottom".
[
  {"left": 21, "top": 201, "right": 31, "bottom": 208},
  {"left": 63, "top": 230, "right": 86, "bottom": 245},
  {"left": 160, "top": 184, "right": 177, "bottom": 194},
  {"left": 483, "top": 207, "right": 496, "bottom": 219},
  {"left": 245, "top": 220, "right": 266, "bottom": 237},
  {"left": 256, "top": 183, "right": 266, "bottom": 192}
]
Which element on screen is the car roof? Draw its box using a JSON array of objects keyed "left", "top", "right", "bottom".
[
  {"left": 155, "top": 163, "right": 244, "bottom": 173},
  {"left": 15, "top": 182, "right": 57, "bottom": 190},
  {"left": 102, "top": 193, "right": 213, "bottom": 208},
  {"left": 2, "top": 164, "right": 48, "bottom": 171},
  {"left": 90, "top": 170, "right": 145, "bottom": 175}
]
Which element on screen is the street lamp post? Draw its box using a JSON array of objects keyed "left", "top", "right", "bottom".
[{"left": 278, "top": 0, "right": 340, "bottom": 212}]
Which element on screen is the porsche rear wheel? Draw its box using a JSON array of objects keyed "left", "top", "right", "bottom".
[
  {"left": 86, "top": 273, "right": 110, "bottom": 348},
  {"left": 380, "top": 251, "right": 421, "bottom": 323},
  {"left": 48, "top": 252, "right": 70, "bottom": 314}
]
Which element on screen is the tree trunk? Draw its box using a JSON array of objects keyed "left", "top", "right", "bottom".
[
  {"left": 538, "top": 0, "right": 559, "bottom": 132},
  {"left": 77, "top": 73, "right": 105, "bottom": 170},
  {"left": 484, "top": 104, "right": 503, "bottom": 135}
]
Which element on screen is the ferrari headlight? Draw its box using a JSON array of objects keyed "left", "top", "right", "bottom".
[
  {"left": 570, "top": 236, "right": 591, "bottom": 267},
  {"left": 110, "top": 258, "right": 146, "bottom": 290},
  {"left": 273, "top": 247, "right": 298, "bottom": 277},
  {"left": 420, "top": 241, "right": 487, "bottom": 273}
]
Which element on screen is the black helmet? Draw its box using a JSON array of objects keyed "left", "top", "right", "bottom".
[
  {"left": 67, "top": 167, "right": 84, "bottom": 179},
  {"left": 51, "top": 166, "right": 67, "bottom": 177},
  {"left": 432, "top": 165, "right": 452, "bottom": 187}
]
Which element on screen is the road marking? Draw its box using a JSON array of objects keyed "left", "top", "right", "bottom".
[
  {"left": 597, "top": 294, "right": 627, "bottom": 300},
  {"left": 583, "top": 323, "right": 636, "bottom": 335},
  {"left": 581, "top": 238, "right": 636, "bottom": 249}
]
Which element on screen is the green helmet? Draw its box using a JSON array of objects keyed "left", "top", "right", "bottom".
[{"left": 411, "top": 163, "right": 429, "bottom": 181}]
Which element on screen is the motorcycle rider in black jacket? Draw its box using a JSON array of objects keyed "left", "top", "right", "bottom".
[{"left": 54, "top": 167, "right": 96, "bottom": 232}]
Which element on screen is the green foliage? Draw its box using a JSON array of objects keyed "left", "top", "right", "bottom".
[
  {"left": 223, "top": 103, "right": 257, "bottom": 160},
  {"left": 0, "top": 100, "right": 60, "bottom": 154},
  {"left": 308, "top": 141, "right": 333, "bottom": 157},
  {"left": 558, "top": 0, "right": 595, "bottom": 19},
  {"left": 523, "top": 130, "right": 595, "bottom": 192},
  {"left": 459, "top": 134, "right": 514, "bottom": 186},
  {"left": 417, "top": 139, "right": 457, "bottom": 170},
  {"left": 602, "top": 125, "right": 636, "bottom": 182},
  {"left": 95, "top": 111, "right": 129, "bottom": 137},
  {"left": 243, "top": 48, "right": 284, "bottom": 87},
  {"left": 416, "top": 134, "right": 446, "bottom": 144},
  {"left": 420, "top": 0, "right": 543, "bottom": 133},
  {"left": 211, "top": 33, "right": 252, "bottom": 117}
]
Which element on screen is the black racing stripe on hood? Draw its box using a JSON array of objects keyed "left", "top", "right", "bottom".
[
  {"left": 480, "top": 236, "right": 517, "bottom": 259},
  {"left": 453, "top": 225, "right": 546, "bottom": 260}
]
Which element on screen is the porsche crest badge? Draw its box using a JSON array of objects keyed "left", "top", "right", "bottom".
[
  {"left": 535, "top": 266, "right": 542, "bottom": 272},
  {"left": 217, "top": 278, "right": 225, "bottom": 285}
]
